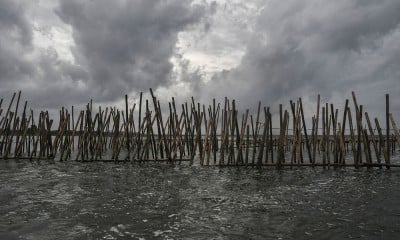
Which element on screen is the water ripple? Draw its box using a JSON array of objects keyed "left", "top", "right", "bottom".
[{"left": 1, "top": 160, "right": 400, "bottom": 239}]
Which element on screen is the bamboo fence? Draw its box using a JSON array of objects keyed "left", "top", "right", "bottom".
[{"left": 0, "top": 90, "right": 399, "bottom": 169}]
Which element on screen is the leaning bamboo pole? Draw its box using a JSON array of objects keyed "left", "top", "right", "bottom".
[{"left": 389, "top": 113, "right": 400, "bottom": 149}]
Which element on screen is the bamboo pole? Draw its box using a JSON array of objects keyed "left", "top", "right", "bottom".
[
  {"left": 375, "top": 118, "right": 390, "bottom": 168},
  {"left": 257, "top": 107, "right": 268, "bottom": 167},
  {"left": 299, "top": 98, "right": 312, "bottom": 163},
  {"left": 386, "top": 94, "right": 390, "bottom": 159},
  {"left": 365, "top": 112, "right": 380, "bottom": 165},
  {"left": 125, "top": 94, "right": 130, "bottom": 158},
  {"left": 312, "top": 94, "right": 320, "bottom": 164},
  {"left": 277, "top": 110, "right": 289, "bottom": 168},
  {"left": 389, "top": 113, "right": 400, "bottom": 149}
]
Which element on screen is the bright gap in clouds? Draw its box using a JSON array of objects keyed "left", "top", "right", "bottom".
[
  {"left": 33, "top": 24, "right": 74, "bottom": 63},
  {"left": 30, "top": 0, "right": 75, "bottom": 63},
  {"left": 173, "top": 0, "right": 262, "bottom": 82}
]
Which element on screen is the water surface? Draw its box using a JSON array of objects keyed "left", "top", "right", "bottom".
[{"left": 1, "top": 158, "right": 400, "bottom": 239}]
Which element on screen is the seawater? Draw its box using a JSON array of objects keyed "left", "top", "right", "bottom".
[{"left": 1, "top": 156, "right": 400, "bottom": 239}]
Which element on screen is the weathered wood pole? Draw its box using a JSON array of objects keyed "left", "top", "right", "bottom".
[
  {"left": 386, "top": 94, "right": 390, "bottom": 160},
  {"left": 125, "top": 94, "right": 130, "bottom": 159},
  {"left": 299, "top": 98, "right": 312, "bottom": 164}
]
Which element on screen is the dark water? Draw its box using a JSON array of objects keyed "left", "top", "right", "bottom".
[{"left": 1, "top": 158, "right": 400, "bottom": 240}]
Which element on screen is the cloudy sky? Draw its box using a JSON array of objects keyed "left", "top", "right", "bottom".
[{"left": 1, "top": 0, "right": 400, "bottom": 120}]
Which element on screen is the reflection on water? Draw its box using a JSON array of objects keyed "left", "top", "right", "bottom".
[{"left": 1, "top": 155, "right": 400, "bottom": 239}]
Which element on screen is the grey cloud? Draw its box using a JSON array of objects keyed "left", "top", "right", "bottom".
[
  {"left": 0, "top": 0, "right": 32, "bottom": 46},
  {"left": 0, "top": 0, "right": 207, "bottom": 109},
  {"left": 56, "top": 0, "right": 206, "bottom": 101},
  {"left": 200, "top": 0, "right": 400, "bottom": 118},
  {"left": 0, "top": 0, "right": 89, "bottom": 108},
  {"left": 0, "top": 0, "right": 34, "bottom": 85}
]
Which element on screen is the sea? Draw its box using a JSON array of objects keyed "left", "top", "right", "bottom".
[{"left": 1, "top": 153, "right": 400, "bottom": 239}]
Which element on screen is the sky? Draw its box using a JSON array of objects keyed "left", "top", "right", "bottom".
[{"left": 1, "top": 0, "right": 400, "bottom": 122}]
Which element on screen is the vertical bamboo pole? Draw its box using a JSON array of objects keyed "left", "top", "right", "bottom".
[
  {"left": 238, "top": 109, "right": 248, "bottom": 165},
  {"left": 125, "top": 94, "right": 130, "bottom": 159},
  {"left": 245, "top": 124, "right": 249, "bottom": 166},
  {"left": 269, "top": 109, "right": 273, "bottom": 163},
  {"left": 375, "top": 118, "right": 389, "bottom": 168},
  {"left": 289, "top": 100, "right": 296, "bottom": 164},
  {"left": 322, "top": 106, "right": 326, "bottom": 167},
  {"left": 356, "top": 105, "right": 363, "bottom": 165},
  {"left": 136, "top": 92, "right": 142, "bottom": 160},
  {"left": 257, "top": 107, "right": 268, "bottom": 167},
  {"left": 347, "top": 107, "right": 357, "bottom": 165},
  {"left": 386, "top": 94, "right": 390, "bottom": 160},
  {"left": 312, "top": 94, "right": 320, "bottom": 164},
  {"left": 277, "top": 110, "right": 289, "bottom": 168}
]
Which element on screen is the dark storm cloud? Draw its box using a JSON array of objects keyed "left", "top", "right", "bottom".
[
  {"left": 0, "top": 0, "right": 32, "bottom": 46},
  {"left": 201, "top": 0, "right": 400, "bottom": 117},
  {"left": 0, "top": 0, "right": 34, "bottom": 85},
  {"left": 0, "top": 0, "right": 207, "bottom": 108},
  {"left": 0, "top": 0, "right": 93, "bottom": 108},
  {"left": 56, "top": 0, "right": 205, "bottom": 101}
]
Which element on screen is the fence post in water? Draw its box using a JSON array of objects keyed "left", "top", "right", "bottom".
[
  {"left": 375, "top": 118, "right": 390, "bottom": 168},
  {"left": 245, "top": 124, "right": 249, "bottom": 166},
  {"left": 340, "top": 99, "right": 349, "bottom": 164},
  {"left": 363, "top": 129, "right": 372, "bottom": 167},
  {"left": 365, "top": 112, "right": 380, "bottom": 167},
  {"left": 329, "top": 104, "right": 337, "bottom": 166},
  {"left": 203, "top": 110, "right": 212, "bottom": 166},
  {"left": 299, "top": 98, "right": 312, "bottom": 164},
  {"left": 325, "top": 104, "right": 331, "bottom": 167},
  {"left": 212, "top": 99, "right": 218, "bottom": 164},
  {"left": 322, "top": 106, "right": 326, "bottom": 167},
  {"left": 297, "top": 108, "right": 303, "bottom": 164},
  {"left": 289, "top": 100, "right": 296, "bottom": 165},
  {"left": 351, "top": 92, "right": 362, "bottom": 168},
  {"left": 13, "top": 91, "right": 21, "bottom": 128},
  {"left": 336, "top": 123, "right": 344, "bottom": 167},
  {"left": 257, "top": 107, "right": 268, "bottom": 167},
  {"left": 312, "top": 94, "right": 320, "bottom": 165},
  {"left": 358, "top": 106, "right": 364, "bottom": 165},
  {"left": 219, "top": 99, "right": 227, "bottom": 165},
  {"left": 279, "top": 104, "right": 282, "bottom": 131},
  {"left": 125, "top": 94, "right": 130, "bottom": 160},
  {"left": 71, "top": 106, "right": 75, "bottom": 150},
  {"left": 252, "top": 102, "right": 261, "bottom": 165},
  {"left": 238, "top": 109, "right": 248, "bottom": 165},
  {"left": 389, "top": 113, "right": 400, "bottom": 152},
  {"left": 345, "top": 107, "right": 355, "bottom": 164},
  {"left": 386, "top": 94, "right": 390, "bottom": 161},
  {"left": 269, "top": 109, "right": 273, "bottom": 163},
  {"left": 137, "top": 92, "right": 143, "bottom": 160},
  {"left": 277, "top": 110, "right": 288, "bottom": 168}
]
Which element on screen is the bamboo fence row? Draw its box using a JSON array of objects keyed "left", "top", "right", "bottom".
[{"left": 0, "top": 90, "right": 399, "bottom": 168}]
